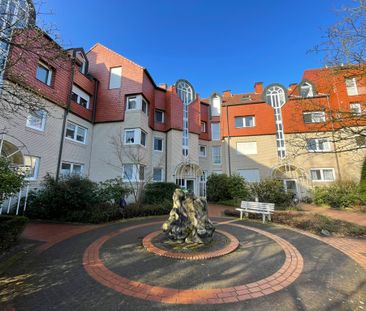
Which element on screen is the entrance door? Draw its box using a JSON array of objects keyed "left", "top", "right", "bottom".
[
  {"left": 284, "top": 179, "right": 297, "bottom": 196},
  {"left": 186, "top": 179, "right": 195, "bottom": 194}
]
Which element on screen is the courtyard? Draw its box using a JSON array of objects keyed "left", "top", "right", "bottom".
[{"left": 1, "top": 206, "right": 365, "bottom": 311}]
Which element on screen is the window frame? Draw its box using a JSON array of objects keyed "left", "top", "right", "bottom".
[
  {"left": 350, "top": 103, "right": 362, "bottom": 115},
  {"left": 199, "top": 145, "right": 207, "bottom": 157},
  {"left": 237, "top": 168, "right": 260, "bottom": 183},
  {"left": 236, "top": 141, "right": 258, "bottom": 155},
  {"left": 153, "top": 137, "right": 163, "bottom": 152},
  {"left": 60, "top": 162, "right": 84, "bottom": 177},
  {"left": 123, "top": 128, "right": 147, "bottom": 147},
  {"left": 155, "top": 109, "right": 165, "bottom": 123},
  {"left": 36, "top": 61, "right": 53, "bottom": 86},
  {"left": 211, "top": 146, "right": 221, "bottom": 164},
  {"left": 303, "top": 111, "right": 326, "bottom": 124},
  {"left": 23, "top": 155, "right": 40, "bottom": 181},
  {"left": 306, "top": 138, "right": 331, "bottom": 152},
  {"left": 65, "top": 121, "right": 87, "bottom": 144},
  {"left": 153, "top": 167, "right": 163, "bottom": 182},
  {"left": 211, "top": 122, "right": 220, "bottom": 140},
  {"left": 345, "top": 77, "right": 358, "bottom": 96},
  {"left": 201, "top": 121, "right": 207, "bottom": 133},
  {"left": 71, "top": 85, "right": 90, "bottom": 109},
  {"left": 310, "top": 168, "right": 336, "bottom": 182},
  {"left": 109, "top": 66, "right": 122, "bottom": 89},
  {"left": 26, "top": 109, "right": 47, "bottom": 131},
  {"left": 234, "top": 116, "right": 256, "bottom": 128},
  {"left": 122, "top": 164, "right": 145, "bottom": 182}
]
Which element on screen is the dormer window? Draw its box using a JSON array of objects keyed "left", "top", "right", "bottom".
[
  {"left": 211, "top": 94, "right": 221, "bottom": 116},
  {"left": 241, "top": 95, "right": 252, "bottom": 102},
  {"left": 76, "top": 51, "right": 87, "bottom": 75},
  {"left": 126, "top": 95, "right": 149, "bottom": 115},
  {"left": 300, "top": 82, "right": 314, "bottom": 98}
]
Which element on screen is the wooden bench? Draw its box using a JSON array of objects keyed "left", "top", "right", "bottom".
[{"left": 236, "top": 201, "right": 275, "bottom": 223}]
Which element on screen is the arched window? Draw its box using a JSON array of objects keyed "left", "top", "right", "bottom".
[
  {"left": 0, "top": 139, "right": 24, "bottom": 166},
  {"left": 265, "top": 85, "right": 286, "bottom": 108},
  {"left": 176, "top": 80, "right": 195, "bottom": 158},
  {"left": 300, "top": 81, "right": 314, "bottom": 98}
]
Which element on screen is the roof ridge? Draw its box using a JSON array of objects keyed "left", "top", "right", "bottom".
[{"left": 87, "top": 43, "right": 145, "bottom": 70}]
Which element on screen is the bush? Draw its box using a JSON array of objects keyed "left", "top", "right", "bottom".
[
  {"left": 360, "top": 157, "right": 366, "bottom": 202},
  {"left": 123, "top": 200, "right": 172, "bottom": 218},
  {"left": 143, "top": 182, "right": 177, "bottom": 204},
  {"left": 0, "top": 215, "right": 28, "bottom": 251},
  {"left": 313, "top": 181, "right": 360, "bottom": 208},
  {"left": 0, "top": 157, "right": 24, "bottom": 205},
  {"left": 207, "top": 174, "right": 249, "bottom": 202},
  {"left": 25, "top": 175, "right": 129, "bottom": 223},
  {"left": 249, "top": 179, "right": 293, "bottom": 207}
]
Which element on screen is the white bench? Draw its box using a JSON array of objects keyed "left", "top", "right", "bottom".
[{"left": 236, "top": 201, "right": 275, "bottom": 223}]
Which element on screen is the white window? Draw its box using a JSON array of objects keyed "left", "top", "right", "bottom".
[
  {"left": 303, "top": 111, "right": 326, "bottom": 123},
  {"left": 199, "top": 145, "right": 207, "bottom": 157},
  {"left": 36, "top": 62, "right": 53, "bottom": 86},
  {"left": 124, "top": 128, "right": 146, "bottom": 146},
  {"left": 126, "top": 96, "right": 138, "bottom": 110},
  {"left": 211, "top": 95, "right": 221, "bottom": 116},
  {"left": 235, "top": 116, "right": 255, "bottom": 128},
  {"left": 23, "top": 156, "right": 40, "bottom": 180},
  {"left": 212, "top": 146, "right": 221, "bottom": 164},
  {"left": 201, "top": 121, "right": 207, "bottom": 133},
  {"left": 153, "top": 137, "right": 163, "bottom": 151},
  {"left": 212, "top": 170, "right": 222, "bottom": 174},
  {"left": 237, "top": 142, "right": 257, "bottom": 155},
  {"left": 350, "top": 103, "right": 362, "bottom": 115},
  {"left": 142, "top": 98, "right": 148, "bottom": 115},
  {"left": 61, "top": 162, "right": 84, "bottom": 177},
  {"left": 155, "top": 110, "right": 165, "bottom": 123},
  {"left": 122, "top": 164, "right": 144, "bottom": 181},
  {"left": 211, "top": 123, "right": 220, "bottom": 140},
  {"left": 307, "top": 139, "right": 331, "bottom": 152},
  {"left": 109, "top": 66, "right": 122, "bottom": 89},
  {"left": 300, "top": 82, "right": 313, "bottom": 97},
  {"left": 76, "top": 52, "right": 86, "bottom": 74},
  {"left": 153, "top": 168, "right": 163, "bottom": 181},
  {"left": 71, "top": 85, "right": 90, "bottom": 109},
  {"left": 65, "top": 121, "right": 87, "bottom": 144},
  {"left": 345, "top": 77, "right": 358, "bottom": 96},
  {"left": 310, "top": 168, "right": 335, "bottom": 182},
  {"left": 237, "top": 169, "right": 260, "bottom": 182},
  {"left": 26, "top": 110, "right": 47, "bottom": 131}
]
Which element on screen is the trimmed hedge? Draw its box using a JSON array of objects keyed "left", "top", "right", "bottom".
[
  {"left": 0, "top": 215, "right": 28, "bottom": 251},
  {"left": 143, "top": 182, "right": 177, "bottom": 204}
]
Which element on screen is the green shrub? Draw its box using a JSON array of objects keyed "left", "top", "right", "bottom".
[
  {"left": 0, "top": 215, "right": 28, "bottom": 251},
  {"left": 249, "top": 179, "right": 293, "bottom": 207},
  {"left": 313, "top": 181, "right": 360, "bottom": 208},
  {"left": 143, "top": 182, "right": 177, "bottom": 204},
  {"left": 0, "top": 157, "right": 24, "bottom": 205},
  {"left": 123, "top": 200, "right": 171, "bottom": 218},
  {"left": 65, "top": 203, "right": 122, "bottom": 224},
  {"left": 97, "top": 178, "right": 130, "bottom": 204},
  {"left": 207, "top": 174, "right": 249, "bottom": 202}
]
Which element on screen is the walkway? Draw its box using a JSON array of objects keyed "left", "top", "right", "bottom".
[{"left": 0, "top": 216, "right": 365, "bottom": 310}]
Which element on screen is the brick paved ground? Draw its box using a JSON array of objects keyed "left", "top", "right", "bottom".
[{"left": 1, "top": 215, "right": 365, "bottom": 310}]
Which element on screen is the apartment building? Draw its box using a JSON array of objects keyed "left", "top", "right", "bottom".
[{"left": 1, "top": 26, "right": 365, "bottom": 201}]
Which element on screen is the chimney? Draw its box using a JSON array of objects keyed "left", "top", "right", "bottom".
[
  {"left": 288, "top": 83, "right": 297, "bottom": 92},
  {"left": 223, "top": 89, "right": 232, "bottom": 97},
  {"left": 159, "top": 83, "right": 167, "bottom": 90},
  {"left": 254, "top": 82, "right": 263, "bottom": 94}
]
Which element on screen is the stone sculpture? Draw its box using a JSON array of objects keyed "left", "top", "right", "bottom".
[{"left": 162, "top": 188, "right": 215, "bottom": 244}]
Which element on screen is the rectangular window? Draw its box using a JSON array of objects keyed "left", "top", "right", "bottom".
[
  {"left": 122, "top": 164, "right": 134, "bottom": 181},
  {"left": 153, "top": 168, "right": 163, "bottom": 182},
  {"left": 61, "top": 162, "right": 84, "bottom": 177},
  {"left": 211, "top": 123, "right": 220, "bottom": 140},
  {"left": 350, "top": 103, "right": 362, "bottom": 115},
  {"left": 109, "top": 66, "right": 122, "bottom": 89},
  {"left": 234, "top": 116, "right": 255, "bottom": 128},
  {"left": 211, "top": 96, "right": 221, "bottom": 116},
  {"left": 126, "top": 96, "right": 137, "bottom": 110},
  {"left": 65, "top": 121, "right": 87, "bottom": 144},
  {"left": 237, "top": 169, "right": 260, "bottom": 183},
  {"left": 155, "top": 110, "right": 165, "bottom": 123},
  {"left": 237, "top": 142, "right": 257, "bottom": 155},
  {"left": 307, "top": 139, "right": 331, "bottom": 152},
  {"left": 303, "top": 111, "right": 326, "bottom": 123},
  {"left": 345, "top": 77, "right": 358, "bottom": 96},
  {"left": 26, "top": 110, "right": 47, "bottom": 131},
  {"left": 122, "top": 164, "right": 145, "bottom": 182},
  {"left": 199, "top": 145, "right": 207, "bottom": 157},
  {"left": 142, "top": 98, "right": 148, "bottom": 115},
  {"left": 23, "top": 156, "right": 40, "bottom": 180},
  {"left": 71, "top": 85, "right": 90, "bottom": 109},
  {"left": 123, "top": 128, "right": 146, "bottom": 146},
  {"left": 36, "top": 62, "right": 53, "bottom": 86},
  {"left": 153, "top": 137, "right": 163, "bottom": 151},
  {"left": 212, "top": 146, "right": 221, "bottom": 164},
  {"left": 201, "top": 121, "right": 207, "bottom": 133},
  {"left": 310, "top": 168, "right": 335, "bottom": 182}
]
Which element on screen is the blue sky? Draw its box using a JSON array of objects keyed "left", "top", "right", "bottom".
[{"left": 39, "top": 0, "right": 353, "bottom": 98}]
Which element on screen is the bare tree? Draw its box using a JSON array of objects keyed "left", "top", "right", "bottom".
[
  {"left": 0, "top": 0, "right": 69, "bottom": 120},
  {"left": 109, "top": 133, "right": 161, "bottom": 207}
]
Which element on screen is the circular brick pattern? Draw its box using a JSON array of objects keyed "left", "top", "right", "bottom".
[
  {"left": 83, "top": 221, "right": 304, "bottom": 304},
  {"left": 143, "top": 229, "right": 239, "bottom": 260}
]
